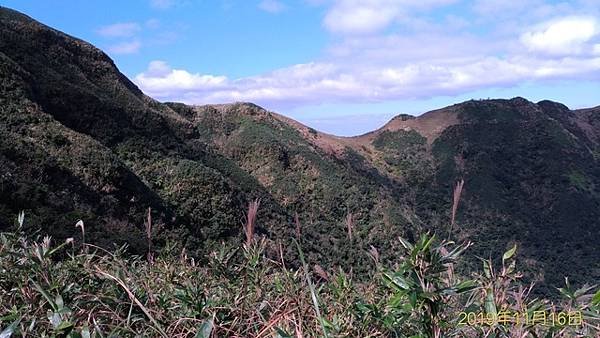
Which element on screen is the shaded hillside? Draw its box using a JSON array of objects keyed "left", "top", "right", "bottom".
[
  {"left": 0, "top": 6, "right": 417, "bottom": 270},
  {"left": 166, "top": 102, "right": 420, "bottom": 269},
  {"left": 432, "top": 99, "right": 600, "bottom": 294},
  {"left": 168, "top": 98, "right": 600, "bottom": 295},
  {"left": 234, "top": 97, "right": 600, "bottom": 295},
  {"left": 0, "top": 6, "right": 289, "bottom": 256},
  {"left": 350, "top": 98, "right": 600, "bottom": 296}
]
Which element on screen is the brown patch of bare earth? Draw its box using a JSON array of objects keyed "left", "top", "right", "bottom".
[{"left": 353, "top": 106, "right": 460, "bottom": 146}]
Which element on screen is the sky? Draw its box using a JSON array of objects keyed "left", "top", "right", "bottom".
[{"left": 3, "top": 0, "right": 600, "bottom": 135}]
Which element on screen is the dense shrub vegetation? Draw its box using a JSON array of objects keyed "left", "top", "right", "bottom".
[{"left": 1, "top": 213, "right": 598, "bottom": 337}]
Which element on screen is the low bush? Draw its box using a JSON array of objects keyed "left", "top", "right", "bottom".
[{"left": 1, "top": 213, "right": 598, "bottom": 337}]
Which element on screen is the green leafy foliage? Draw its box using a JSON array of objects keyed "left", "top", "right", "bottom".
[{"left": 1, "top": 221, "right": 598, "bottom": 337}]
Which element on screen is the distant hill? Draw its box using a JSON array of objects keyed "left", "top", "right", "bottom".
[{"left": 1, "top": 6, "right": 598, "bottom": 296}]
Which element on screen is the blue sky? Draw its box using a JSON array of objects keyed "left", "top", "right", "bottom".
[{"left": 3, "top": 0, "right": 600, "bottom": 135}]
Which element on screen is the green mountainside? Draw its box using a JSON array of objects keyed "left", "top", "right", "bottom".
[
  {"left": 397, "top": 99, "right": 600, "bottom": 295},
  {"left": 1, "top": 6, "right": 599, "bottom": 296},
  {"left": 0, "top": 6, "right": 287, "bottom": 256}
]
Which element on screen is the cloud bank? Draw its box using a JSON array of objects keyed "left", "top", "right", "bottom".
[{"left": 133, "top": 0, "right": 600, "bottom": 108}]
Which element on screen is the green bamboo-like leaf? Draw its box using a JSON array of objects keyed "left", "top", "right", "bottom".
[
  {"left": 55, "top": 294, "right": 64, "bottom": 309},
  {"left": 383, "top": 272, "right": 410, "bottom": 290},
  {"left": 484, "top": 289, "right": 497, "bottom": 316},
  {"left": 27, "top": 319, "right": 36, "bottom": 333},
  {"left": 440, "top": 244, "right": 468, "bottom": 264},
  {"left": 398, "top": 236, "right": 414, "bottom": 251},
  {"left": 574, "top": 284, "right": 597, "bottom": 298},
  {"left": 582, "top": 310, "right": 600, "bottom": 321},
  {"left": 506, "top": 259, "right": 516, "bottom": 274},
  {"left": 81, "top": 325, "right": 91, "bottom": 338},
  {"left": 294, "top": 239, "right": 329, "bottom": 338},
  {"left": 455, "top": 280, "right": 478, "bottom": 294},
  {"left": 592, "top": 289, "right": 600, "bottom": 306},
  {"left": 0, "top": 318, "right": 21, "bottom": 338},
  {"left": 17, "top": 211, "right": 24, "bottom": 228},
  {"left": 49, "top": 312, "right": 61, "bottom": 329},
  {"left": 502, "top": 244, "right": 517, "bottom": 263},
  {"left": 482, "top": 259, "right": 492, "bottom": 279},
  {"left": 421, "top": 235, "right": 435, "bottom": 252},
  {"left": 55, "top": 321, "right": 74, "bottom": 334},
  {"left": 409, "top": 292, "right": 417, "bottom": 308},
  {"left": 31, "top": 281, "right": 58, "bottom": 312},
  {"left": 195, "top": 319, "right": 213, "bottom": 338},
  {"left": 46, "top": 240, "right": 70, "bottom": 257}
]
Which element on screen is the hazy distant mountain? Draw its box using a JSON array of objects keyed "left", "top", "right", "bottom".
[{"left": 1, "top": 6, "right": 598, "bottom": 296}]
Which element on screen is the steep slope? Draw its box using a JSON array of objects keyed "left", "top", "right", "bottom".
[
  {"left": 357, "top": 98, "right": 600, "bottom": 295},
  {"left": 265, "top": 97, "right": 600, "bottom": 294},
  {"left": 572, "top": 105, "right": 600, "bottom": 146},
  {"left": 167, "top": 98, "right": 600, "bottom": 296},
  {"left": 0, "top": 7, "right": 418, "bottom": 271},
  {"left": 0, "top": 6, "right": 288, "bottom": 255},
  {"left": 166, "top": 102, "right": 420, "bottom": 269},
  {"left": 0, "top": 53, "right": 167, "bottom": 250}
]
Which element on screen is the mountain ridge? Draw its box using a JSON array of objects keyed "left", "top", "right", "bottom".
[{"left": 1, "top": 6, "right": 599, "bottom": 296}]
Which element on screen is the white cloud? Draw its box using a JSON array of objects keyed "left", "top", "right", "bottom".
[
  {"left": 107, "top": 40, "right": 142, "bottom": 54},
  {"left": 323, "top": 0, "right": 457, "bottom": 34},
  {"left": 144, "top": 60, "right": 172, "bottom": 77},
  {"left": 135, "top": 61, "right": 228, "bottom": 98},
  {"left": 96, "top": 22, "right": 141, "bottom": 38},
  {"left": 258, "top": 0, "right": 286, "bottom": 13},
  {"left": 521, "top": 16, "right": 599, "bottom": 55},
  {"left": 327, "top": 33, "right": 500, "bottom": 63},
  {"left": 134, "top": 53, "right": 600, "bottom": 107},
  {"left": 131, "top": 2, "right": 600, "bottom": 110},
  {"left": 324, "top": 1, "right": 399, "bottom": 34}
]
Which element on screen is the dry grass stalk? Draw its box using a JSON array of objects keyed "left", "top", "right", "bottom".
[
  {"left": 345, "top": 212, "right": 354, "bottom": 240},
  {"left": 179, "top": 247, "right": 188, "bottom": 264},
  {"left": 293, "top": 314, "right": 304, "bottom": 338},
  {"left": 95, "top": 267, "right": 167, "bottom": 337},
  {"left": 244, "top": 199, "right": 261, "bottom": 246},
  {"left": 75, "top": 219, "right": 86, "bottom": 253},
  {"left": 294, "top": 212, "right": 301, "bottom": 239},
  {"left": 145, "top": 207, "right": 153, "bottom": 263},
  {"left": 439, "top": 245, "right": 454, "bottom": 283},
  {"left": 313, "top": 264, "right": 329, "bottom": 281},
  {"left": 450, "top": 178, "right": 464, "bottom": 231},
  {"left": 279, "top": 241, "right": 286, "bottom": 270},
  {"left": 368, "top": 245, "right": 380, "bottom": 265}
]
